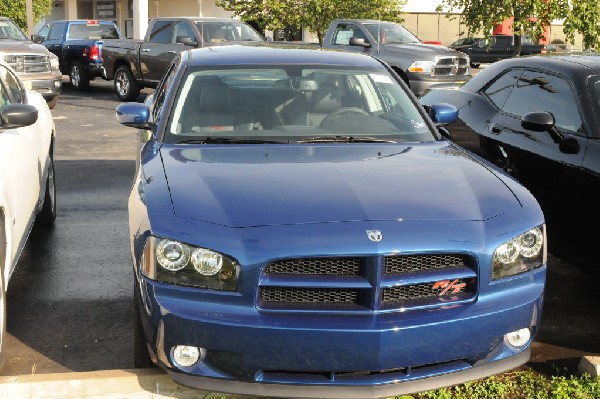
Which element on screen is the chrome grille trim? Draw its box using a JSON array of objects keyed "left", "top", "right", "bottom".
[
  {"left": 2, "top": 53, "right": 51, "bottom": 74},
  {"left": 433, "top": 56, "right": 470, "bottom": 76}
]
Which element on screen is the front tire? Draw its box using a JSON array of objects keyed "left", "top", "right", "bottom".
[
  {"left": 69, "top": 61, "right": 90, "bottom": 90},
  {"left": 114, "top": 66, "right": 141, "bottom": 102},
  {"left": 37, "top": 150, "right": 56, "bottom": 227}
]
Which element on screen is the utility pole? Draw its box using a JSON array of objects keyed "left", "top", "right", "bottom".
[{"left": 26, "top": 0, "right": 34, "bottom": 37}]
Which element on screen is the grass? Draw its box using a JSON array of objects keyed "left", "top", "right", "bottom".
[{"left": 393, "top": 368, "right": 600, "bottom": 399}]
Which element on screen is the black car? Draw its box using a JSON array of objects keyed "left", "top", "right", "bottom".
[
  {"left": 449, "top": 35, "right": 545, "bottom": 68},
  {"left": 420, "top": 54, "right": 599, "bottom": 266}
]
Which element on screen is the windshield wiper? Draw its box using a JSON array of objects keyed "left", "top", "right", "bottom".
[
  {"left": 297, "top": 136, "right": 397, "bottom": 143},
  {"left": 178, "top": 137, "right": 286, "bottom": 144}
]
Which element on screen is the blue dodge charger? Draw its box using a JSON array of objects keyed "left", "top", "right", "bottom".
[{"left": 116, "top": 44, "right": 546, "bottom": 398}]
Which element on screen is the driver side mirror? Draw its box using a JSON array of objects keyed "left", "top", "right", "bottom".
[
  {"left": 31, "top": 34, "right": 45, "bottom": 43},
  {"left": 176, "top": 36, "right": 197, "bottom": 46},
  {"left": 521, "top": 111, "right": 580, "bottom": 154},
  {"left": 349, "top": 37, "right": 371, "bottom": 48},
  {"left": 0, "top": 104, "right": 38, "bottom": 130}
]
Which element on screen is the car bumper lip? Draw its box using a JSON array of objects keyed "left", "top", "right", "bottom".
[{"left": 166, "top": 349, "right": 530, "bottom": 398}]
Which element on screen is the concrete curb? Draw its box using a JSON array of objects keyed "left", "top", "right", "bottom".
[
  {"left": 0, "top": 369, "right": 229, "bottom": 399},
  {"left": 578, "top": 356, "right": 600, "bottom": 378}
]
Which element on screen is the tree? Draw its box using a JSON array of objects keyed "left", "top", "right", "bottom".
[
  {"left": 436, "top": 0, "right": 569, "bottom": 57},
  {"left": 563, "top": 2, "right": 600, "bottom": 51},
  {"left": 0, "top": 0, "right": 54, "bottom": 32},
  {"left": 215, "top": 0, "right": 406, "bottom": 45}
]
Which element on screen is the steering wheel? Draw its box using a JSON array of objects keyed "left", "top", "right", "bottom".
[{"left": 320, "top": 107, "right": 370, "bottom": 127}]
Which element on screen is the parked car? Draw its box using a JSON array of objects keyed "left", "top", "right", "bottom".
[
  {"left": 0, "top": 60, "right": 56, "bottom": 366},
  {"left": 102, "top": 17, "right": 265, "bottom": 101},
  {"left": 0, "top": 17, "right": 62, "bottom": 108},
  {"left": 449, "top": 35, "right": 545, "bottom": 68},
  {"left": 32, "top": 19, "right": 121, "bottom": 90},
  {"left": 321, "top": 19, "right": 471, "bottom": 97},
  {"left": 116, "top": 44, "right": 546, "bottom": 397},
  {"left": 420, "top": 54, "right": 598, "bottom": 265}
]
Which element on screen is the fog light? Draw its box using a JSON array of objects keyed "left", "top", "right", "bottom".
[
  {"left": 505, "top": 328, "right": 531, "bottom": 348},
  {"left": 172, "top": 345, "right": 202, "bottom": 367}
]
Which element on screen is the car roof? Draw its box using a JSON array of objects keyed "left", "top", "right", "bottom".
[
  {"left": 152, "top": 17, "right": 243, "bottom": 22},
  {"left": 464, "top": 53, "right": 600, "bottom": 91},
  {"left": 184, "top": 44, "right": 386, "bottom": 68},
  {"left": 49, "top": 19, "right": 116, "bottom": 24}
]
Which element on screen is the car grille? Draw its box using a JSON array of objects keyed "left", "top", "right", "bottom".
[
  {"left": 259, "top": 254, "right": 477, "bottom": 311},
  {"left": 433, "top": 56, "right": 469, "bottom": 76},
  {"left": 2, "top": 54, "right": 51, "bottom": 74}
]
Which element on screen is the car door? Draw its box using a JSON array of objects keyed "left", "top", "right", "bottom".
[
  {"left": 483, "top": 68, "right": 587, "bottom": 231},
  {"left": 327, "top": 23, "right": 372, "bottom": 54},
  {"left": 39, "top": 22, "right": 66, "bottom": 61},
  {"left": 139, "top": 20, "right": 187, "bottom": 85},
  {"left": 0, "top": 65, "right": 38, "bottom": 272}
]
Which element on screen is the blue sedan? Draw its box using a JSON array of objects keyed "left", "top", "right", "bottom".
[{"left": 117, "top": 44, "right": 546, "bottom": 398}]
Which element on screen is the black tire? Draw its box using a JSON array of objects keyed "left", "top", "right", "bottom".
[
  {"left": 46, "top": 96, "right": 58, "bottom": 109},
  {"left": 470, "top": 62, "right": 481, "bottom": 69},
  {"left": 37, "top": 150, "right": 56, "bottom": 227},
  {"left": 133, "top": 280, "right": 153, "bottom": 368},
  {"left": 69, "top": 61, "right": 90, "bottom": 90},
  {"left": 114, "top": 66, "right": 141, "bottom": 102}
]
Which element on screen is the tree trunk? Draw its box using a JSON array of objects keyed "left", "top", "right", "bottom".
[
  {"left": 317, "top": 31, "right": 323, "bottom": 46},
  {"left": 513, "top": 34, "right": 522, "bottom": 57}
]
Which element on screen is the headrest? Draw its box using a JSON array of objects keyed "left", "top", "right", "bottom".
[
  {"left": 309, "top": 83, "right": 341, "bottom": 113},
  {"left": 198, "top": 81, "right": 233, "bottom": 111}
]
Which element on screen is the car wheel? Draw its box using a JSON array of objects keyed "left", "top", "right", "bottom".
[
  {"left": 114, "top": 66, "right": 141, "bottom": 102},
  {"left": 133, "top": 280, "right": 153, "bottom": 368},
  {"left": 46, "top": 96, "right": 59, "bottom": 109},
  {"left": 470, "top": 63, "right": 481, "bottom": 69},
  {"left": 69, "top": 61, "right": 90, "bottom": 90},
  {"left": 37, "top": 149, "right": 56, "bottom": 227}
]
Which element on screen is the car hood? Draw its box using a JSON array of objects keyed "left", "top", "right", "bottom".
[
  {"left": 0, "top": 40, "right": 48, "bottom": 54},
  {"left": 159, "top": 143, "right": 520, "bottom": 228},
  {"left": 382, "top": 43, "right": 464, "bottom": 57}
]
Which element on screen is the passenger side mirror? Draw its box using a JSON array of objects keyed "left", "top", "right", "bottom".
[
  {"left": 116, "top": 102, "right": 151, "bottom": 129},
  {"left": 176, "top": 36, "right": 197, "bottom": 46},
  {"left": 31, "top": 34, "right": 44, "bottom": 43},
  {"left": 521, "top": 111, "right": 580, "bottom": 154},
  {"left": 349, "top": 37, "right": 371, "bottom": 48},
  {"left": 0, "top": 104, "right": 38, "bottom": 130},
  {"left": 429, "top": 103, "right": 458, "bottom": 126}
]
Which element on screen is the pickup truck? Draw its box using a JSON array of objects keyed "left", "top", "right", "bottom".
[
  {"left": 102, "top": 17, "right": 266, "bottom": 101},
  {"left": 32, "top": 19, "right": 122, "bottom": 90},
  {"left": 449, "top": 35, "right": 546, "bottom": 68},
  {"left": 321, "top": 19, "right": 471, "bottom": 97}
]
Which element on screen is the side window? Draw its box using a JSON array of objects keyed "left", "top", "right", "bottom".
[
  {"left": 48, "top": 22, "right": 65, "bottom": 40},
  {"left": 149, "top": 21, "right": 174, "bottom": 44},
  {"left": 2, "top": 67, "right": 23, "bottom": 104},
  {"left": 152, "top": 61, "right": 178, "bottom": 122},
  {"left": 482, "top": 68, "right": 523, "bottom": 110},
  {"left": 173, "top": 22, "right": 195, "bottom": 43},
  {"left": 501, "top": 70, "right": 583, "bottom": 133},
  {"left": 330, "top": 24, "right": 365, "bottom": 45},
  {"left": 37, "top": 24, "right": 50, "bottom": 39}
]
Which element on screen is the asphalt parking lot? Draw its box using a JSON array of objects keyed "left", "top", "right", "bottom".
[{"left": 2, "top": 75, "right": 599, "bottom": 388}]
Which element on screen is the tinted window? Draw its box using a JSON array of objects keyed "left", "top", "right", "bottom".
[
  {"left": 330, "top": 24, "right": 367, "bottom": 45},
  {"left": 48, "top": 22, "right": 65, "bottom": 40},
  {"left": 502, "top": 70, "right": 583, "bottom": 133},
  {"left": 492, "top": 36, "right": 512, "bottom": 46},
  {"left": 149, "top": 21, "right": 174, "bottom": 43},
  {"left": 173, "top": 22, "right": 195, "bottom": 43},
  {"left": 153, "top": 61, "right": 178, "bottom": 122},
  {"left": 483, "top": 68, "right": 523, "bottom": 109},
  {"left": 364, "top": 23, "right": 420, "bottom": 44},
  {"left": 67, "top": 22, "right": 119, "bottom": 40},
  {"left": 195, "top": 21, "right": 263, "bottom": 43},
  {"left": 37, "top": 24, "right": 50, "bottom": 39}
]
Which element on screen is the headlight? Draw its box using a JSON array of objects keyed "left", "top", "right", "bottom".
[
  {"left": 492, "top": 225, "right": 546, "bottom": 280},
  {"left": 49, "top": 54, "right": 59, "bottom": 71},
  {"left": 141, "top": 236, "right": 239, "bottom": 291},
  {"left": 408, "top": 60, "right": 435, "bottom": 74}
]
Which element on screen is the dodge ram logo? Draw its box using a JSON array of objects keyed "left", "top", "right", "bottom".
[{"left": 366, "top": 230, "right": 382, "bottom": 242}]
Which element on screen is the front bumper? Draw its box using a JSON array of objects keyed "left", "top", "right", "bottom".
[
  {"left": 408, "top": 74, "right": 471, "bottom": 97},
  {"left": 138, "top": 267, "right": 544, "bottom": 397},
  {"left": 19, "top": 70, "right": 62, "bottom": 100}
]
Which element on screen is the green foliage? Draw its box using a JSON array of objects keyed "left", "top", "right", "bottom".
[
  {"left": 435, "top": 0, "right": 569, "bottom": 56},
  {"left": 0, "top": 0, "right": 54, "bottom": 31},
  {"left": 391, "top": 370, "right": 600, "bottom": 399},
  {"left": 563, "top": 2, "right": 600, "bottom": 51},
  {"left": 215, "top": 0, "right": 406, "bottom": 44}
]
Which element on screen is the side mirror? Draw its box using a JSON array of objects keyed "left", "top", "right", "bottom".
[
  {"left": 349, "top": 37, "right": 371, "bottom": 48},
  {"left": 0, "top": 104, "right": 38, "bottom": 129},
  {"left": 176, "top": 36, "right": 197, "bottom": 46},
  {"left": 31, "top": 34, "right": 44, "bottom": 43},
  {"left": 429, "top": 103, "right": 458, "bottom": 125},
  {"left": 521, "top": 111, "right": 580, "bottom": 154},
  {"left": 116, "top": 102, "right": 150, "bottom": 129}
]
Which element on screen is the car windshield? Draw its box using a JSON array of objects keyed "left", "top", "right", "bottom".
[
  {"left": 0, "top": 20, "right": 28, "bottom": 41},
  {"left": 67, "top": 22, "right": 120, "bottom": 40},
  {"left": 196, "top": 21, "right": 264, "bottom": 43},
  {"left": 364, "top": 23, "right": 420, "bottom": 44},
  {"left": 165, "top": 65, "right": 435, "bottom": 144}
]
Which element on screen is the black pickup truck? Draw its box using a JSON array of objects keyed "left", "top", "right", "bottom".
[
  {"left": 449, "top": 35, "right": 546, "bottom": 68},
  {"left": 321, "top": 19, "right": 471, "bottom": 97},
  {"left": 32, "top": 19, "right": 121, "bottom": 90},
  {"left": 102, "top": 17, "right": 266, "bottom": 101}
]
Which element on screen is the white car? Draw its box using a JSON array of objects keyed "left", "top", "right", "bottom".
[{"left": 0, "top": 60, "right": 55, "bottom": 366}]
